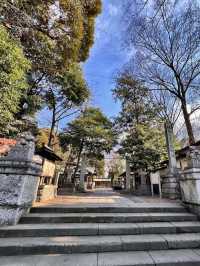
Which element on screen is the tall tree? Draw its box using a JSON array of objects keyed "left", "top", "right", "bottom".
[
  {"left": 113, "top": 70, "right": 158, "bottom": 130},
  {"left": 0, "top": 0, "right": 102, "bottom": 117},
  {"left": 0, "top": 25, "right": 30, "bottom": 135},
  {"left": 0, "top": 0, "right": 102, "bottom": 75},
  {"left": 60, "top": 107, "right": 116, "bottom": 181},
  {"left": 124, "top": 0, "right": 200, "bottom": 145},
  {"left": 113, "top": 71, "right": 168, "bottom": 171},
  {"left": 43, "top": 64, "right": 90, "bottom": 147}
]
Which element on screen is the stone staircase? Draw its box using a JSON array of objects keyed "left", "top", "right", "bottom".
[{"left": 1, "top": 205, "right": 200, "bottom": 265}]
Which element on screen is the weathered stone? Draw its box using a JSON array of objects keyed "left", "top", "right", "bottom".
[
  {"left": 79, "top": 155, "right": 87, "bottom": 192},
  {"left": 162, "top": 233, "right": 200, "bottom": 249},
  {"left": 164, "top": 122, "right": 178, "bottom": 174},
  {"left": 0, "top": 254, "right": 98, "bottom": 266},
  {"left": 180, "top": 147, "right": 200, "bottom": 217},
  {"left": 121, "top": 234, "right": 168, "bottom": 251},
  {"left": 6, "top": 133, "right": 35, "bottom": 162},
  {"left": 150, "top": 249, "right": 200, "bottom": 266},
  {"left": 98, "top": 251, "right": 154, "bottom": 266},
  {"left": 162, "top": 123, "right": 181, "bottom": 200},
  {"left": 0, "top": 134, "right": 42, "bottom": 226},
  {"left": 162, "top": 173, "right": 181, "bottom": 200},
  {"left": 126, "top": 159, "right": 131, "bottom": 191}
]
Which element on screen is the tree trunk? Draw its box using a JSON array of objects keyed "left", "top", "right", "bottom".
[
  {"left": 73, "top": 140, "right": 84, "bottom": 182},
  {"left": 181, "top": 99, "right": 195, "bottom": 145},
  {"left": 63, "top": 149, "right": 74, "bottom": 183},
  {"left": 48, "top": 109, "right": 56, "bottom": 147}
]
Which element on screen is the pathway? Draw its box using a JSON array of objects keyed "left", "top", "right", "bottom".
[{"left": 1, "top": 189, "right": 200, "bottom": 265}]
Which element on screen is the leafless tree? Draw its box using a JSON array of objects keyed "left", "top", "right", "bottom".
[
  {"left": 126, "top": 1, "right": 200, "bottom": 145},
  {"left": 151, "top": 90, "right": 181, "bottom": 127}
]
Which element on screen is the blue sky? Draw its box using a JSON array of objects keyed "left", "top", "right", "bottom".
[
  {"left": 83, "top": 0, "right": 126, "bottom": 120},
  {"left": 38, "top": 1, "right": 127, "bottom": 128}
]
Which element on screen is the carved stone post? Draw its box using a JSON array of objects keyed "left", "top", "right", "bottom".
[
  {"left": 180, "top": 147, "right": 200, "bottom": 216},
  {"left": 126, "top": 158, "right": 131, "bottom": 192},
  {"left": 79, "top": 155, "right": 87, "bottom": 192},
  {"left": 162, "top": 122, "right": 181, "bottom": 199},
  {"left": 0, "top": 133, "right": 42, "bottom": 226}
]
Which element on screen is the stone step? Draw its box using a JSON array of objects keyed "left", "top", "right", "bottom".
[
  {"left": 20, "top": 212, "right": 197, "bottom": 224},
  {"left": 1, "top": 233, "right": 200, "bottom": 256},
  {"left": 1, "top": 249, "right": 200, "bottom": 265},
  {"left": 1, "top": 222, "right": 200, "bottom": 237},
  {"left": 30, "top": 205, "right": 186, "bottom": 213}
]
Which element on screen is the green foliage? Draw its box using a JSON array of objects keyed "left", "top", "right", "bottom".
[
  {"left": 113, "top": 71, "right": 158, "bottom": 130},
  {"left": 119, "top": 125, "right": 167, "bottom": 171},
  {"left": 60, "top": 107, "right": 116, "bottom": 160},
  {"left": 44, "top": 64, "right": 90, "bottom": 146},
  {"left": 46, "top": 64, "right": 90, "bottom": 110},
  {"left": 36, "top": 128, "right": 67, "bottom": 159},
  {"left": 0, "top": 0, "right": 102, "bottom": 75},
  {"left": 36, "top": 128, "right": 52, "bottom": 149},
  {"left": 0, "top": 0, "right": 101, "bottom": 121},
  {"left": 0, "top": 25, "right": 30, "bottom": 135},
  {"left": 89, "top": 159, "right": 105, "bottom": 178},
  {"left": 113, "top": 71, "right": 168, "bottom": 170},
  {"left": 108, "top": 155, "right": 124, "bottom": 180}
]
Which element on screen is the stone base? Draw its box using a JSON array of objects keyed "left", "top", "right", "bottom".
[
  {"left": 180, "top": 167, "right": 200, "bottom": 207},
  {"left": 162, "top": 174, "right": 181, "bottom": 200},
  {"left": 0, "top": 160, "right": 41, "bottom": 226},
  {"left": 0, "top": 206, "right": 26, "bottom": 226}
]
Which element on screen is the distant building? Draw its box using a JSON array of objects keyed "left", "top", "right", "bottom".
[{"left": 116, "top": 140, "right": 200, "bottom": 196}]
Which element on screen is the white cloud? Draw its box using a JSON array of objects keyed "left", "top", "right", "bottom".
[{"left": 108, "top": 4, "right": 119, "bottom": 16}]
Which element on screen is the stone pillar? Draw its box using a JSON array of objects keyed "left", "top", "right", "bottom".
[
  {"left": 79, "top": 155, "right": 87, "bottom": 192},
  {"left": 180, "top": 147, "right": 200, "bottom": 216},
  {"left": 0, "top": 133, "right": 42, "bottom": 226},
  {"left": 165, "top": 122, "right": 178, "bottom": 173},
  {"left": 162, "top": 122, "right": 181, "bottom": 199},
  {"left": 126, "top": 159, "right": 131, "bottom": 192}
]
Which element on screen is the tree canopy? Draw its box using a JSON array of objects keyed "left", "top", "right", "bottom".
[
  {"left": 44, "top": 64, "right": 90, "bottom": 146},
  {"left": 113, "top": 71, "right": 169, "bottom": 171},
  {"left": 123, "top": 0, "right": 200, "bottom": 145},
  {"left": 0, "top": 0, "right": 102, "bottom": 75},
  {"left": 0, "top": 0, "right": 101, "bottom": 136},
  {"left": 0, "top": 25, "right": 30, "bottom": 135},
  {"left": 60, "top": 107, "right": 116, "bottom": 177},
  {"left": 61, "top": 107, "right": 115, "bottom": 158}
]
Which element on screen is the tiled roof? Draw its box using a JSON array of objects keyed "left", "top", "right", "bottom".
[
  {"left": 0, "top": 138, "right": 17, "bottom": 145},
  {"left": 0, "top": 138, "right": 17, "bottom": 155}
]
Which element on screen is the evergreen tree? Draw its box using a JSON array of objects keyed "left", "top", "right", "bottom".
[
  {"left": 60, "top": 107, "right": 116, "bottom": 179},
  {"left": 113, "top": 70, "right": 167, "bottom": 171},
  {"left": 0, "top": 25, "right": 30, "bottom": 135},
  {"left": 44, "top": 64, "right": 90, "bottom": 147}
]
